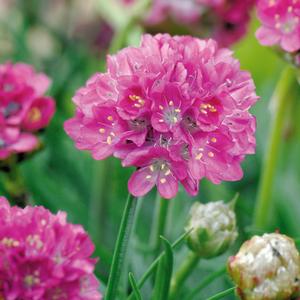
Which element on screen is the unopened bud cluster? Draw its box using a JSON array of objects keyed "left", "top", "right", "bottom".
[
  {"left": 186, "top": 201, "right": 238, "bottom": 258},
  {"left": 228, "top": 233, "right": 300, "bottom": 300}
]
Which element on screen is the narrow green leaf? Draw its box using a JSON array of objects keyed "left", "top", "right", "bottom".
[
  {"left": 228, "top": 193, "right": 239, "bottom": 210},
  {"left": 207, "top": 287, "right": 236, "bottom": 300},
  {"left": 127, "top": 229, "right": 192, "bottom": 300},
  {"left": 129, "top": 272, "right": 142, "bottom": 300},
  {"left": 152, "top": 236, "right": 174, "bottom": 300},
  {"left": 152, "top": 252, "right": 165, "bottom": 300}
]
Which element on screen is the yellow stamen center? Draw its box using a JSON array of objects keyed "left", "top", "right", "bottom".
[{"left": 28, "top": 107, "right": 41, "bottom": 122}]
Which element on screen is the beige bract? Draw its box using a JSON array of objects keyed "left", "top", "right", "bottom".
[{"left": 228, "top": 233, "right": 300, "bottom": 300}]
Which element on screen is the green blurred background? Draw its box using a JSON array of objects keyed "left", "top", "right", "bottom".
[{"left": 1, "top": 1, "right": 300, "bottom": 298}]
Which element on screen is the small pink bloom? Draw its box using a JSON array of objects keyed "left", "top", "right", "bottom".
[
  {"left": 0, "top": 196, "right": 102, "bottom": 300},
  {"left": 123, "top": 146, "right": 187, "bottom": 199},
  {"left": 144, "top": 0, "right": 255, "bottom": 47},
  {"left": 65, "top": 34, "right": 258, "bottom": 199},
  {"left": 0, "top": 62, "right": 56, "bottom": 159},
  {"left": 151, "top": 84, "right": 188, "bottom": 133},
  {"left": 256, "top": 0, "right": 300, "bottom": 52},
  {"left": 22, "top": 97, "right": 56, "bottom": 131}
]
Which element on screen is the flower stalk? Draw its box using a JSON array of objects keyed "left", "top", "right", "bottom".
[
  {"left": 150, "top": 194, "right": 170, "bottom": 257},
  {"left": 168, "top": 251, "right": 200, "bottom": 300},
  {"left": 253, "top": 66, "right": 297, "bottom": 229},
  {"left": 105, "top": 193, "right": 138, "bottom": 300},
  {"left": 88, "top": 159, "right": 111, "bottom": 241},
  {"left": 108, "top": 0, "right": 151, "bottom": 54},
  {"left": 2, "top": 160, "right": 30, "bottom": 208},
  {"left": 185, "top": 266, "right": 227, "bottom": 300}
]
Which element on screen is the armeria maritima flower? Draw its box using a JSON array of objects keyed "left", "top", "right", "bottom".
[
  {"left": 256, "top": 0, "right": 300, "bottom": 53},
  {"left": 0, "top": 196, "right": 102, "bottom": 299},
  {"left": 123, "top": 0, "right": 255, "bottom": 47},
  {"left": 65, "top": 34, "right": 258, "bottom": 199},
  {"left": 228, "top": 233, "right": 300, "bottom": 300},
  {"left": 0, "top": 62, "right": 55, "bottom": 159}
]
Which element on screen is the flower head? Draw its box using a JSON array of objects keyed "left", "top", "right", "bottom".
[
  {"left": 256, "top": 0, "right": 300, "bottom": 53},
  {"left": 0, "top": 62, "right": 55, "bottom": 159},
  {"left": 65, "top": 34, "right": 258, "bottom": 199},
  {"left": 228, "top": 233, "right": 300, "bottom": 300},
  {"left": 0, "top": 196, "right": 102, "bottom": 299},
  {"left": 185, "top": 200, "right": 238, "bottom": 258}
]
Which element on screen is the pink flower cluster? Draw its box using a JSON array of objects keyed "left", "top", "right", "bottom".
[
  {"left": 65, "top": 34, "right": 258, "bottom": 199},
  {"left": 0, "top": 62, "right": 55, "bottom": 160},
  {"left": 141, "top": 0, "right": 255, "bottom": 47},
  {"left": 0, "top": 196, "right": 101, "bottom": 299},
  {"left": 256, "top": 0, "right": 300, "bottom": 52}
]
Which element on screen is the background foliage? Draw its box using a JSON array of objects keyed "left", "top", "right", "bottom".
[{"left": 1, "top": 1, "right": 300, "bottom": 298}]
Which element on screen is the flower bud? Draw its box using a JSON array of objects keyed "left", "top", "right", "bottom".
[
  {"left": 228, "top": 233, "right": 300, "bottom": 300},
  {"left": 185, "top": 200, "right": 238, "bottom": 258}
]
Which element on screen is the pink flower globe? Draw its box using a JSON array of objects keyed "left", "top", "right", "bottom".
[
  {"left": 256, "top": 0, "right": 300, "bottom": 53},
  {"left": 0, "top": 196, "right": 102, "bottom": 299},
  {"left": 65, "top": 34, "right": 258, "bottom": 199},
  {"left": 0, "top": 62, "right": 56, "bottom": 159}
]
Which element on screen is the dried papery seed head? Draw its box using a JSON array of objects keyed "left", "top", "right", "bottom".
[
  {"left": 228, "top": 233, "right": 300, "bottom": 300},
  {"left": 185, "top": 200, "right": 238, "bottom": 258}
]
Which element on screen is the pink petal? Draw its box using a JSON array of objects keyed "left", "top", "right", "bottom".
[
  {"left": 256, "top": 27, "right": 280, "bottom": 46},
  {"left": 128, "top": 168, "right": 157, "bottom": 197},
  {"left": 157, "top": 173, "right": 178, "bottom": 199},
  {"left": 11, "top": 133, "right": 38, "bottom": 152}
]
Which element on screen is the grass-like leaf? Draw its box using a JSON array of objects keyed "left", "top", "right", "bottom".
[
  {"left": 127, "top": 229, "right": 192, "bottom": 300},
  {"left": 152, "top": 236, "right": 174, "bottom": 300},
  {"left": 129, "top": 272, "right": 142, "bottom": 300}
]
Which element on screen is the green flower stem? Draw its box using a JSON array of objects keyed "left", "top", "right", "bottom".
[
  {"left": 185, "top": 266, "right": 227, "bottom": 300},
  {"left": 207, "top": 287, "right": 236, "bottom": 300},
  {"left": 89, "top": 160, "right": 111, "bottom": 244},
  {"left": 120, "top": 196, "right": 144, "bottom": 298},
  {"left": 150, "top": 194, "right": 170, "bottom": 257},
  {"left": 3, "top": 163, "right": 30, "bottom": 207},
  {"left": 168, "top": 252, "right": 200, "bottom": 300},
  {"left": 105, "top": 193, "right": 138, "bottom": 300},
  {"left": 109, "top": 19, "right": 136, "bottom": 54},
  {"left": 253, "top": 66, "right": 297, "bottom": 229},
  {"left": 108, "top": 0, "right": 151, "bottom": 54}
]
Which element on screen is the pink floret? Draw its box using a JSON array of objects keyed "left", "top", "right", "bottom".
[
  {"left": 65, "top": 34, "right": 258, "bottom": 199},
  {"left": 0, "top": 196, "right": 102, "bottom": 300},
  {"left": 0, "top": 62, "right": 56, "bottom": 159},
  {"left": 256, "top": 0, "right": 300, "bottom": 52}
]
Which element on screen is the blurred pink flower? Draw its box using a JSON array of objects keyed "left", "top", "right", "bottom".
[
  {"left": 256, "top": 0, "right": 300, "bottom": 52},
  {"left": 0, "top": 196, "right": 102, "bottom": 299},
  {"left": 65, "top": 34, "right": 258, "bottom": 199},
  {"left": 0, "top": 127, "right": 38, "bottom": 159},
  {"left": 0, "top": 62, "right": 55, "bottom": 159},
  {"left": 123, "top": 0, "right": 255, "bottom": 47}
]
